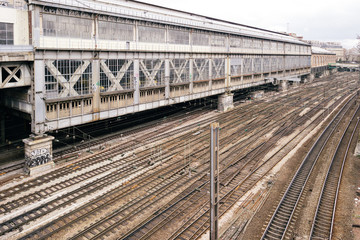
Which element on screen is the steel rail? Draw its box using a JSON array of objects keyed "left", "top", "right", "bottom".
[
  {"left": 24, "top": 95, "right": 316, "bottom": 238},
  {"left": 309, "top": 104, "right": 360, "bottom": 239},
  {"left": 0, "top": 129, "right": 211, "bottom": 237},
  {"left": 261, "top": 93, "right": 356, "bottom": 240},
  {"left": 122, "top": 89, "right": 349, "bottom": 240},
  {"left": 1, "top": 74, "right": 354, "bottom": 238},
  {"left": 19, "top": 160, "right": 192, "bottom": 240},
  {"left": 167, "top": 96, "right": 342, "bottom": 240}
]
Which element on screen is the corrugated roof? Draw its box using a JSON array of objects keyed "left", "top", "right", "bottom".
[{"left": 30, "top": 0, "right": 309, "bottom": 45}]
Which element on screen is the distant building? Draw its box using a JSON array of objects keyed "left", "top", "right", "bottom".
[
  {"left": 304, "top": 40, "right": 345, "bottom": 61},
  {"left": 311, "top": 46, "right": 336, "bottom": 75}
]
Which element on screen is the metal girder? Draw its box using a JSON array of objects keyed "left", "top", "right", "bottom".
[
  {"left": 193, "top": 59, "right": 209, "bottom": 81},
  {"left": 243, "top": 58, "right": 252, "bottom": 74},
  {"left": 0, "top": 64, "right": 31, "bottom": 89},
  {"left": 45, "top": 60, "right": 90, "bottom": 98},
  {"left": 230, "top": 58, "right": 242, "bottom": 76},
  {"left": 100, "top": 60, "right": 133, "bottom": 91},
  {"left": 169, "top": 59, "right": 189, "bottom": 83},
  {"left": 212, "top": 59, "right": 225, "bottom": 78},
  {"left": 139, "top": 60, "right": 164, "bottom": 87}
]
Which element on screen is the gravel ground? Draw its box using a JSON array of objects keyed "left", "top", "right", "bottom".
[
  {"left": 239, "top": 95, "right": 346, "bottom": 239},
  {"left": 241, "top": 95, "right": 360, "bottom": 240},
  {"left": 336, "top": 143, "right": 360, "bottom": 240}
]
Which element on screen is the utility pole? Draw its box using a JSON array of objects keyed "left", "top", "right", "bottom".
[{"left": 210, "top": 122, "right": 220, "bottom": 240}]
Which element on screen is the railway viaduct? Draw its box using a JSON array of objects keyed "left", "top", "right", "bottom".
[{"left": 0, "top": 0, "right": 321, "bottom": 172}]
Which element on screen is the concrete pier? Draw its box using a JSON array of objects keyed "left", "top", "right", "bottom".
[
  {"left": 280, "top": 80, "right": 288, "bottom": 91},
  {"left": 218, "top": 93, "right": 234, "bottom": 112},
  {"left": 23, "top": 135, "right": 55, "bottom": 175}
]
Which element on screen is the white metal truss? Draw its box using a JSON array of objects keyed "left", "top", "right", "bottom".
[
  {"left": 231, "top": 65, "right": 241, "bottom": 76},
  {"left": 169, "top": 59, "right": 189, "bottom": 83},
  {"left": 100, "top": 60, "right": 133, "bottom": 91},
  {"left": 243, "top": 58, "right": 252, "bottom": 75},
  {"left": 0, "top": 64, "right": 31, "bottom": 89},
  {"left": 254, "top": 58, "right": 262, "bottom": 73},
  {"left": 230, "top": 58, "right": 242, "bottom": 76},
  {"left": 271, "top": 57, "right": 278, "bottom": 71},
  {"left": 263, "top": 57, "right": 270, "bottom": 72},
  {"left": 212, "top": 59, "right": 225, "bottom": 79},
  {"left": 45, "top": 60, "right": 90, "bottom": 98},
  {"left": 139, "top": 60, "right": 164, "bottom": 87},
  {"left": 193, "top": 59, "right": 209, "bottom": 81}
]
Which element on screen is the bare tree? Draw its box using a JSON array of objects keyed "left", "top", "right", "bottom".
[{"left": 344, "top": 49, "right": 350, "bottom": 62}]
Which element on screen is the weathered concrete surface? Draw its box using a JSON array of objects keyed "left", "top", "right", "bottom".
[{"left": 218, "top": 93, "right": 234, "bottom": 112}]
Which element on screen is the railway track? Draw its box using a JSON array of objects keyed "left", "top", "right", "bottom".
[
  {"left": 120, "top": 92, "right": 353, "bottom": 240},
  {"left": 22, "top": 106, "right": 292, "bottom": 238},
  {"left": 0, "top": 73, "right": 357, "bottom": 240},
  {"left": 15, "top": 96, "right": 316, "bottom": 239},
  {"left": 0, "top": 127, "right": 212, "bottom": 237},
  {"left": 261, "top": 94, "right": 357, "bottom": 240},
  {"left": 17, "top": 132, "right": 213, "bottom": 239},
  {"left": 52, "top": 105, "right": 212, "bottom": 159},
  {"left": 309, "top": 103, "right": 360, "bottom": 239},
  {"left": 14, "top": 91, "right": 324, "bottom": 238},
  {"left": 0, "top": 163, "right": 23, "bottom": 176},
  {"left": 80, "top": 85, "right": 354, "bottom": 239},
  {"left": 0, "top": 75, "right": 350, "bottom": 178},
  {"left": 0, "top": 104, "right": 212, "bottom": 176},
  {"left": 0, "top": 107, "right": 214, "bottom": 200},
  {"left": 0, "top": 90, "right": 291, "bottom": 203}
]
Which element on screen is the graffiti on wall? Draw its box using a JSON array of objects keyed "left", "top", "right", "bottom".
[{"left": 25, "top": 148, "right": 51, "bottom": 168}]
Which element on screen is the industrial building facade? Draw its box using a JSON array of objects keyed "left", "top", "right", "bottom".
[{"left": 1, "top": 0, "right": 312, "bottom": 138}]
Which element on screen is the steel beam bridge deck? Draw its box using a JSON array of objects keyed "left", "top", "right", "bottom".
[{"left": 1, "top": 0, "right": 312, "bottom": 136}]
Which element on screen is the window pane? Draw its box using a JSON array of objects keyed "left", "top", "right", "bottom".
[
  {"left": 6, "top": 23, "right": 13, "bottom": 32},
  {"left": 0, "top": 23, "right": 14, "bottom": 45},
  {"left": 43, "top": 14, "right": 92, "bottom": 39},
  {"left": 7, "top": 31, "right": 13, "bottom": 37},
  {"left": 0, "top": 30, "right": 6, "bottom": 39}
]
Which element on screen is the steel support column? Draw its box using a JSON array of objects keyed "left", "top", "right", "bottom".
[
  {"left": 134, "top": 59, "right": 140, "bottom": 104},
  {"left": 209, "top": 58, "right": 212, "bottom": 90},
  {"left": 226, "top": 56, "right": 230, "bottom": 91},
  {"left": 165, "top": 59, "right": 170, "bottom": 99},
  {"left": 251, "top": 57, "right": 254, "bottom": 80},
  {"left": 241, "top": 58, "right": 244, "bottom": 83},
  {"left": 92, "top": 59, "right": 100, "bottom": 121},
  {"left": 33, "top": 60, "right": 46, "bottom": 134},
  {"left": 210, "top": 122, "right": 220, "bottom": 240},
  {"left": 189, "top": 58, "right": 193, "bottom": 94}
]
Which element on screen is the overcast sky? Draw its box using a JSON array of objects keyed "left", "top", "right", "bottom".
[{"left": 139, "top": 0, "right": 359, "bottom": 49}]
